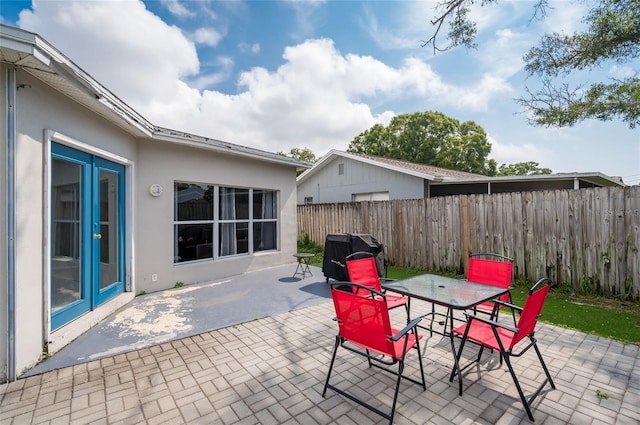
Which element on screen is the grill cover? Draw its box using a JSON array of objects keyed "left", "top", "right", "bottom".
[{"left": 322, "top": 233, "right": 385, "bottom": 282}]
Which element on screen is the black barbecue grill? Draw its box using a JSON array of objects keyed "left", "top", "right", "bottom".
[{"left": 322, "top": 233, "right": 386, "bottom": 282}]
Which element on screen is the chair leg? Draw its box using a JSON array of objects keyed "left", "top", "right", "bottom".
[
  {"left": 533, "top": 339, "right": 556, "bottom": 390},
  {"left": 502, "top": 353, "right": 535, "bottom": 422},
  {"left": 413, "top": 330, "right": 427, "bottom": 390},
  {"left": 449, "top": 327, "right": 470, "bottom": 384},
  {"left": 322, "top": 336, "right": 340, "bottom": 397},
  {"left": 388, "top": 359, "right": 404, "bottom": 425}
]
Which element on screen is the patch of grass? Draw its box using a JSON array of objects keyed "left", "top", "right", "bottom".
[
  {"left": 174, "top": 281, "right": 184, "bottom": 288},
  {"left": 135, "top": 291, "right": 146, "bottom": 297},
  {"left": 509, "top": 281, "right": 640, "bottom": 345},
  {"left": 386, "top": 265, "right": 460, "bottom": 280},
  {"left": 297, "top": 235, "right": 323, "bottom": 266}
]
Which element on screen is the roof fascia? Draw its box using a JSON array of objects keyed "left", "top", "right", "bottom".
[
  {"left": 297, "top": 149, "right": 436, "bottom": 183},
  {"left": 152, "top": 128, "right": 310, "bottom": 169},
  {"left": 431, "top": 172, "right": 624, "bottom": 187},
  {"left": 2, "top": 24, "right": 154, "bottom": 137}
]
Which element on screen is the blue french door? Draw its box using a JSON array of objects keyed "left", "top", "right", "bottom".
[{"left": 50, "top": 143, "right": 125, "bottom": 330}]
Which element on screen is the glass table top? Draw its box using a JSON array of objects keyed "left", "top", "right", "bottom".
[{"left": 382, "top": 274, "right": 508, "bottom": 309}]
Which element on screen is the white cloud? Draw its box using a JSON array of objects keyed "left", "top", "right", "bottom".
[
  {"left": 362, "top": 1, "right": 439, "bottom": 50},
  {"left": 542, "top": 0, "right": 589, "bottom": 35},
  {"left": 18, "top": 0, "right": 200, "bottom": 107},
  {"left": 13, "top": 0, "right": 634, "bottom": 180},
  {"left": 15, "top": 0, "right": 516, "bottom": 157},
  {"left": 488, "top": 135, "right": 548, "bottom": 166},
  {"left": 188, "top": 56, "right": 234, "bottom": 90},
  {"left": 160, "top": 0, "right": 195, "bottom": 18},
  {"left": 609, "top": 65, "right": 636, "bottom": 79},
  {"left": 191, "top": 27, "right": 224, "bottom": 47},
  {"left": 238, "top": 42, "right": 260, "bottom": 54},
  {"left": 477, "top": 28, "right": 529, "bottom": 78},
  {"left": 282, "top": 0, "right": 327, "bottom": 41}
]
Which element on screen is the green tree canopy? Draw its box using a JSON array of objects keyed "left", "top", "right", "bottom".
[
  {"left": 424, "top": 0, "right": 640, "bottom": 128},
  {"left": 277, "top": 147, "right": 317, "bottom": 163},
  {"left": 348, "top": 111, "right": 496, "bottom": 175},
  {"left": 497, "top": 161, "right": 552, "bottom": 176}
]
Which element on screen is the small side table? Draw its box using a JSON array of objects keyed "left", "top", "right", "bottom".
[{"left": 292, "top": 253, "right": 314, "bottom": 279}]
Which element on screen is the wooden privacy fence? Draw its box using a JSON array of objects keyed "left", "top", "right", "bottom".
[{"left": 297, "top": 186, "right": 640, "bottom": 299}]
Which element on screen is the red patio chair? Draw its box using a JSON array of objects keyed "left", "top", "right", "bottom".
[
  {"left": 346, "top": 252, "right": 409, "bottom": 321},
  {"left": 322, "top": 282, "right": 426, "bottom": 425},
  {"left": 467, "top": 253, "right": 515, "bottom": 324},
  {"left": 449, "top": 278, "right": 556, "bottom": 422}
]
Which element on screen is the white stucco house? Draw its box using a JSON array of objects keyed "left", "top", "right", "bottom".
[
  {"left": 0, "top": 24, "right": 310, "bottom": 382},
  {"left": 297, "top": 150, "right": 625, "bottom": 204}
]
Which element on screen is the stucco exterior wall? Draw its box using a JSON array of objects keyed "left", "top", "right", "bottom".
[
  {"left": 4, "top": 67, "right": 300, "bottom": 379},
  {"left": 134, "top": 139, "right": 299, "bottom": 293},
  {"left": 297, "top": 155, "right": 424, "bottom": 204},
  {"left": 10, "top": 70, "right": 139, "bottom": 377}
]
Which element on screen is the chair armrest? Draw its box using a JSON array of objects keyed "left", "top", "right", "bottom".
[
  {"left": 463, "top": 313, "right": 520, "bottom": 334},
  {"left": 492, "top": 299, "right": 523, "bottom": 313},
  {"left": 390, "top": 317, "right": 422, "bottom": 341}
]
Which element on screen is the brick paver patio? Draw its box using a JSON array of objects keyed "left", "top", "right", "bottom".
[{"left": 1, "top": 300, "right": 639, "bottom": 424}]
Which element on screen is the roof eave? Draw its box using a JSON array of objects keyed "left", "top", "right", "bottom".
[
  {"left": 297, "top": 149, "right": 436, "bottom": 184},
  {"left": 152, "top": 128, "right": 310, "bottom": 169},
  {"left": 1, "top": 24, "right": 155, "bottom": 138},
  {"left": 429, "top": 172, "right": 625, "bottom": 187}
]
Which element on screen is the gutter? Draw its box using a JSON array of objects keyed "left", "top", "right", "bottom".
[{"left": 5, "top": 67, "right": 16, "bottom": 382}]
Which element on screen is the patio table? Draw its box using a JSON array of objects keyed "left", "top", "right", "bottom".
[
  {"left": 383, "top": 274, "right": 508, "bottom": 395},
  {"left": 292, "top": 252, "right": 315, "bottom": 279}
]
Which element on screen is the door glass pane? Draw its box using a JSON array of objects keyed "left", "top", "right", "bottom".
[
  {"left": 51, "top": 159, "right": 82, "bottom": 312},
  {"left": 99, "top": 170, "right": 119, "bottom": 290}
]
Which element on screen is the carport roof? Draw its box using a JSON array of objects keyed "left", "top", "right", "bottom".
[{"left": 297, "top": 149, "right": 625, "bottom": 187}]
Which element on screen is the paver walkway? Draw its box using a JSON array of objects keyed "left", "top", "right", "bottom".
[{"left": 2, "top": 276, "right": 639, "bottom": 424}]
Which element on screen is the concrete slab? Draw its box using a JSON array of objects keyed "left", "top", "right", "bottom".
[{"left": 25, "top": 263, "right": 327, "bottom": 377}]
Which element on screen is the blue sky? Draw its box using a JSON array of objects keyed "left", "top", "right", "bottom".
[{"left": 1, "top": 0, "right": 639, "bottom": 183}]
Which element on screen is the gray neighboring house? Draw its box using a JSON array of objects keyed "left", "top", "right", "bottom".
[
  {"left": 297, "top": 150, "right": 625, "bottom": 204},
  {"left": 0, "top": 24, "right": 310, "bottom": 382}
]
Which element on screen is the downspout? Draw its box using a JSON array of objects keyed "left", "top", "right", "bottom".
[{"left": 6, "top": 68, "right": 16, "bottom": 382}]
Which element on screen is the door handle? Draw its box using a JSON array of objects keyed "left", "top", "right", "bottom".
[{"left": 94, "top": 233, "right": 102, "bottom": 239}]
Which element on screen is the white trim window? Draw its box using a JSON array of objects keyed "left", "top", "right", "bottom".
[{"left": 174, "top": 182, "right": 278, "bottom": 263}]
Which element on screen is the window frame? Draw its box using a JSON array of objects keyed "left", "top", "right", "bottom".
[{"left": 174, "top": 182, "right": 279, "bottom": 264}]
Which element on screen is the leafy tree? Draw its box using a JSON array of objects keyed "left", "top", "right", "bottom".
[
  {"left": 497, "top": 161, "right": 552, "bottom": 176},
  {"left": 423, "top": 0, "right": 640, "bottom": 128},
  {"left": 277, "top": 147, "right": 317, "bottom": 163},
  {"left": 347, "top": 111, "right": 495, "bottom": 175}
]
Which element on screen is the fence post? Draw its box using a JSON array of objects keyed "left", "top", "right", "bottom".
[
  {"left": 397, "top": 202, "right": 403, "bottom": 267},
  {"left": 462, "top": 195, "right": 469, "bottom": 275}
]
